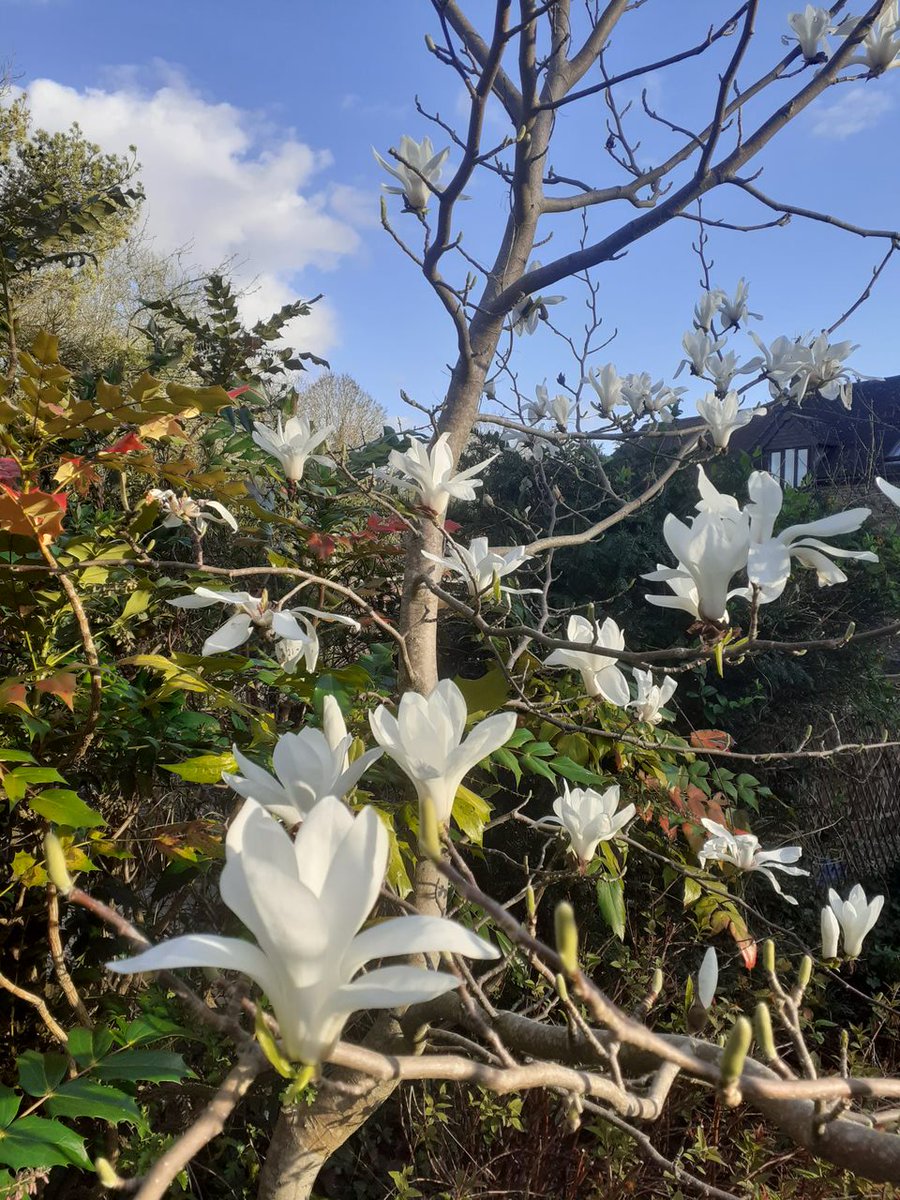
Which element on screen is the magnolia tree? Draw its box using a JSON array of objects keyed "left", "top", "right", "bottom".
[{"left": 5, "top": 5, "right": 900, "bottom": 1200}]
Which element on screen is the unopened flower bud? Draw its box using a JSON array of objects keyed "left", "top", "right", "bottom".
[
  {"left": 763, "top": 939, "right": 776, "bottom": 975},
  {"left": 525, "top": 885, "right": 536, "bottom": 920},
  {"left": 719, "top": 1016, "right": 752, "bottom": 1101},
  {"left": 555, "top": 972, "right": 569, "bottom": 1003},
  {"left": 796, "top": 954, "right": 813, "bottom": 992},
  {"left": 44, "top": 832, "right": 73, "bottom": 895},
  {"left": 555, "top": 901, "right": 579, "bottom": 976},
  {"left": 753, "top": 1002, "right": 777, "bottom": 1062}
]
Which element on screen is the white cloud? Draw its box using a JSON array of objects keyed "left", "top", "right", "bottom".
[
  {"left": 810, "top": 87, "right": 893, "bottom": 139},
  {"left": 21, "top": 69, "right": 370, "bottom": 357}
]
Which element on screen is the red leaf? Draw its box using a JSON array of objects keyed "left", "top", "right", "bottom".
[
  {"left": 365, "top": 514, "right": 406, "bottom": 535},
  {"left": 227, "top": 386, "right": 251, "bottom": 399},
  {"left": 690, "top": 729, "right": 733, "bottom": 751},
  {"left": 105, "top": 433, "right": 148, "bottom": 454},
  {"left": 307, "top": 532, "right": 336, "bottom": 561},
  {"left": 0, "top": 680, "right": 30, "bottom": 712},
  {"left": 443, "top": 519, "right": 462, "bottom": 533},
  {"left": 35, "top": 671, "right": 77, "bottom": 711},
  {"left": 0, "top": 457, "right": 21, "bottom": 483},
  {"left": 737, "top": 938, "right": 758, "bottom": 970},
  {"left": 0, "top": 486, "right": 67, "bottom": 543}
]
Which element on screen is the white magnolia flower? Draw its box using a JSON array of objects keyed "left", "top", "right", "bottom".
[
  {"left": 540, "top": 782, "right": 635, "bottom": 864},
  {"left": 848, "top": 7, "right": 900, "bottom": 73},
  {"left": 821, "top": 884, "right": 884, "bottom": 958},
  {"left": 628, "top": 669, "right": 677, "bottom": 725},
  {"left": 619, "top": 372, "right": 676, "bottom": 420},
  {"left": 678, "top": 331, "right": 726, "bottom": 378},
  {"left": 653, "top": 467, "right": 751, "bottom": 623},
  {"left": 697, "top": 946, "right": 718, "bottom": 1010},
  {"left": 645, "top": 382, "right": 686, "bottom": 415},
  {"left": 168, "top": 588, "right": 358, "bottom": 661},
  {"left": 696, "top": 392, "right": 764, "bottom": 449},
  {"left": 525, "top": 383, "right": 550, "bottom": 423},
  {"left": 543, "top": 615, "right": 630, "bottom": 706},
  {"left": 373, "top": 135, "right": 449, "bottom": 211},
  {"left": 385, "top": 433, "right": 496, "bottom": 513},
  {"left": 252, "top": 414, "right": 333, "bottom": 482},
  {"left": 698, "top": 818, "right": 809, "bottom": 904},
  {"left": 790, "top": 333, "right": 861, "bottom": 408},
  {"left": 369, "top": 679, "right": 516, "bottom": 825},
  {"left": 423, "top": 536, "right": 534, "bottom": 599},
  {"left": 147, "top": 489, "right": 238, "bottom": 537},
  {"left": 223, "top": 720, "right": 382, "bottom": 827},
  {"left": 876, "top": 476, "right": 900, "bottom": 508},
  {"left": 742, "top": 333, "right": 809, "bottom": 393},
  {"left": 109, "top": 797, "right": 498, "bottom": 1064},
  {"left": 322, "top": 694, "right": 351, "bottom": 772},
  {"left": 510, "top": 261, "right": 565, "bottom": 336},
  {"left": 550, "top": 393, "right": 572, "bottom": 429},
  {"left": 706, "top": 350, "right": 742, "bottom": 396},
  {"left": 718, "top": 279, "right": 758, "bottom": 329},
  {"left": 501, "top": 427, "right": 555, "bottom": 463},
  {"left": 586, "top": 364, "right": 626, "bottom": 415},
  {"left": 693, "top": 289, "right": 726, "bottom": 333},
  {"left": 643, "top": 563, "right": 749, "bottom": 623},
  {"left": 745, "top": 470, "right": 876, "bottom": 602},
  {"left": 787, "top": 5, "right": 832, "bottom": 59}
]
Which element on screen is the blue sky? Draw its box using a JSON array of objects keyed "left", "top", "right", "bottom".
[{"left": 4, "top": 1, "right": 900, "bottom": 422}]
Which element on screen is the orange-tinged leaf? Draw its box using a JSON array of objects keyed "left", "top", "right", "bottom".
[
  {"left": 35, "top": 671, "right": 77, "bottom": 711},
  {"left": 690, "top": 729, "right": 733, "bottom": 751},
  {"left": 104, "top": 432, "right": 148, "bottom": 455},
  {"left": 0, "top": 486, "right": 67, "bottom": 544},
  {"left": 0, "top": 680, "right": 30, "bottom": 712}
]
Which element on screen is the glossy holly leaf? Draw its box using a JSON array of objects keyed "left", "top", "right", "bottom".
[
  {"left": 17, "top": 1051, "right": 67, "bottom": 1097},
  {"left": 47, "top": 1080, "right": 141, "bottom": 1125},
  {"left": 93, "top": 1049, "right": 189, "bottom": 1084},
  {"left": 29, "top": 789, "right": 105, "bottom": 829},
  {"left": 0, "top": 1116, "right": 91, "bottom": 1171}
]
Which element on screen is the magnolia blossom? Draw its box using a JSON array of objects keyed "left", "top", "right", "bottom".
[
  {"left": 697, "top": 946, "right": 718, "bottom": 1010},
  {"left": 706, "top": 350, "right": 742, "bottom": 396},
  {"left": 369, "top": 679, "right": 516, "bottom": 825},
  {"left": 525, "top": 385, "right": 550, "bottom": 423},
  {"left": 252, "top": 414, "right": 333, "bottom": 482},
  {"left": 510, "top": 261, "right": 565, "bottom": 336},
  {"left": 742, "top": 333, "right": 809, "bottom": 392},
  {"left": 645, "top": 382, "right": 686, "bottom": 415},
  {"left": 385, "top": 433, "right": 496, "bottom": 513},
  {"left": 821, "top": 885, "right": 884, "bottom": 958},
  {"left": 223, "top": 714, "right": 382, "bottom": 826},
  {"left": 543, "top": 615, "right": 630, "bottom": 706},
  {"left": 147, "top": 489, "right": 238, "bottom": 536},
  {"left": 109, "top": 797, "right": 498, "bottom": 1064},
  {"left": 619, "top": 372, "right": 681, "bottom": 417},
  {"left": 696, "top": 392, "right": 763, "bottom": 449},
  {"left": 586, "top": 364, "right": 625, "bottom": 415},
  {"left": 653, "top": 467, "right": 751, "bottom": 623},
  {"left": 693, "top": 289, "right": 725, "bottom": 333},
  {"left": 876, "top": 476, "right": 900, "bottom": 508},
  {"left": 168, "top": 587, "right": 358, "bottom": 661},
  {"left": 549, "top": 393, "right": 572, "bottom": 429},
  {"left": 745, "top": 470, "right": 876, "bottom": 602},
  {"left": 677, "top": 331, "right": 725, "bottom": 378},
  {"left": 423, "top": 536, "right": 534, "bottom": 599},
  {"left": 787, "top": 5, "right": 832, "bottom": 59},
  {"left": 848, "top": 5, "right": 900, "bottom": 73},
  {"left": 373, "top": 135, "right": 449, "bottom": 211},
  {"left": 719, "top": 279, "right": 758, "bottom": 329},
  {"left": 628, "top": 669, "right": 677, "bottom": 725},
  {"left": 791, "top": 333, "right": 861, "bottom": 408},
  {"left": 643, "top": 563, "right": 749, "bottom": 623},
  {"left": 540, "top": 782, "right": 635, "bottom": 864},
  {"left": 698, "top": 818, "right": 809, "bottom": 904}
]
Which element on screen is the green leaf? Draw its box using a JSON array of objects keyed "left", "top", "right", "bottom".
[
  {"left": 506, "top": 728, "right": 534, "bottom": 749},
  {"left": 452, "top": 667, "right": 510, "bottom": 716},
  {"left": 93, "top": 1049, "right": 189, "bottom": 1084},
  {"left": 0, "top": 749, "right": 36, "bottom": 763},
  {"left": 452, "top": 786, "right": 492, "bottom": 845},
  {"left": 161, "top": 752, "right": 237, "bottom": 784},
  {"left": 0, "top": 1088, "right": 19, "bottom": 1128},
  {"left": 0, "top": 1115, "right": 92, "bottom": 1171},
  {"left": 29, "top": 789, "right": 105, "bottom": 829},
  {"left": 16, "top": 1051, "right": 67, "bottom": 1097},
  {"left": 596, "top": 876, "right": 626, "bottom": 941},
  {"left": 520, "top": 754, "right": 556, "bottom": 782},
  {"left": 120, "top": 588, "right": 153, "bottom": 621},
  {"left": 490, "top": 747, "right": 521, "bottom": 784},
  {"left": 9, "top": 767, "right": 65, "bottom": 784},
  {"left": 123, "top": 1013, "right": 187, "bottom": 1046},
  {"left": 67, "top": 1027, "right": 113, "bottom": 1068},
  {"left": 48, "top": 1080, "right": 141, "bottom": 1125},
  {"left": 548, "top": 756, "right": 604, "bottom": 786}
]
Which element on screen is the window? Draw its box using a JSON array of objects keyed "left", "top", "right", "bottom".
[{"left": 767, "top": 448, "right": 811, "bottom": 488}]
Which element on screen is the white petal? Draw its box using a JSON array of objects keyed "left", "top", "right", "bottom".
[
  {"left": 203, "top": 613, "right": 253, "bottom": 655},
  {"left": 107, "top": 933, "right": 276, "bottom": 997},
  {"left": 344, "top": 914, "right": 498, "bottom": 978}
]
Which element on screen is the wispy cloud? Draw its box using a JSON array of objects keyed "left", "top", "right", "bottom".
[
  {"left": 20, "top": 66, "right": 372, "bottom": 356},
  {"left": 810, "top": 87, "right": 893, "bottom": 139}
]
